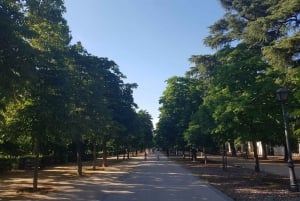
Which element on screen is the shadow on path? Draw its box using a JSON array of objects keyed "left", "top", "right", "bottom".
[
  {"left": 12, "top": 155, "right": 233, "bottom": 201},
  {"left": 101, "top": 155, "right": 233, "bottom": 201}
]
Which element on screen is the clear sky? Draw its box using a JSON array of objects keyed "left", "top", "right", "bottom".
[{"left": 64, "top": 0, "right": 225, "bottom": 126}]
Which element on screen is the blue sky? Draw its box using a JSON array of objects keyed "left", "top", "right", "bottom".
[{"left": 64, "top": 0, "right": 225, "bottom": 126}]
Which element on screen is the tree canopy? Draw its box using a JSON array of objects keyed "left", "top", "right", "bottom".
[
  {"left": 156, "top": 0, "right": 300, "bottom": 164},
  {"left": 0, "top": 0, "right": 153, "bottom": 189}
]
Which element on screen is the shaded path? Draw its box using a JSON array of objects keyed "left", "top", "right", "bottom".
[
  {"left": 41, "top": 154, "right": 233, "bottom": 201},
  {"left": 102, "top": 154, "right": 232, "bottom": 201}
]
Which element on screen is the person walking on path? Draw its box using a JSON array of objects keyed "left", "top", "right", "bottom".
[{"left": 156, "top": 148, "right": 160, "bottom": 160}]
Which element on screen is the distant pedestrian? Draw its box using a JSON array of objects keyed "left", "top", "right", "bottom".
[
  {"left": 156, "top": 149, "right": 160, "bottom": 160},
  {"left": 192, "top": 148, "right": 197, "bottom": 161}
]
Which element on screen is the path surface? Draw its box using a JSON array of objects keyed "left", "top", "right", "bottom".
[{"left": 43, "top": 154, "right": 233, "bottom": 201}]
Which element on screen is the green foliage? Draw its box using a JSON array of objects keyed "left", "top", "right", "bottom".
[
  {"left": 0, "top": 158, "right": 13, "bottom": 172},
  {"left": 156, "top": 76, "right": 202, "bottom": 149},
  {"left": 205, "top": 1, "right": 300, "bottom": 108},
  {"left": 157, "top": 42, "right": 286, "bottom": 152},
  {"left": 203, "top": 44, "right": 283, "bottom": 145},
  {"left": 206, "top": 1, "right": 299, "bottom": 94},
  {"left": 155, "top": 1, "right": 292, "bottom": 154},
  {"left": 0, "top": 0, "right": 36, "bottom": 112},
  {"left": 135, "top": 110, "right": 154, "bottom": 148},
  {"left": 184, "top": 105, "right": 215, "bottom": 148},
  {"left": 0, "top": 0, "right": 150, "bottom": 174}
]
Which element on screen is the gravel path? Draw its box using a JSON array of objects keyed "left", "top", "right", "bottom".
[
  {"left": 102, "top": 155, "right": 233, "bottom": 201},
  {"left": 3, "top": 154, "right": 300, "bottom": 201},
  {"left": 40, "top": 155, "right": 232, "bottom": 201}
]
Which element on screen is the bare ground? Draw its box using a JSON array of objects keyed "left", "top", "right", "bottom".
[
  {"left": 0, "top": 158, "right": 136, "bottom": 201},
  {"left": 2, "top": 155, "right": 300, "bottom": 201},
  {"left": 173, "top": 156, "right": 300, "bottom": 201}
]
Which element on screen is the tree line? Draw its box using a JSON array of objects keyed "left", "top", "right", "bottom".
[
  {"left": 0, "top": 0, "right": 153, "bottom": 190},
  {"left": 155, "top": 0, "right": 300, "bottom": 172}
]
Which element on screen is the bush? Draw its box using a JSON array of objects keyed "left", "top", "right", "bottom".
[
  {"left": 0, "top": 158, "right": 13, "bottom": 173},
  {"left": 18, "top": 156, "right": 36, "bottom": 170},
  {"left": 40, "top": 154, "right": 68, "bottom": 167}
]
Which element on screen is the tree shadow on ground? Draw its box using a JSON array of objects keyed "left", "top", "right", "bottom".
[{"left": 172, "top": 156, "right": 300, "bottom": 201}]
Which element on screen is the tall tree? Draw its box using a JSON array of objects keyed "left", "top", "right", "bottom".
[
  {"left": 184, "top": 104, "right": 215, "bottom": 152},
  {"left": 23, "top": 0, "right": 71, "bottom": 190},
  {"left": 192, "top": 44, "right": 282, "bottom": 171},
  {"left": 136, "top": 110, "right": 154, "bottom": 150},
  {"left": 205, "top": 0, "right": 300, "bottom": 124},
  {"left": 156, "top": 77, "right": 202, "bottom": 151},
  {"left": 0, "top": 0, "right": 35, "bottom": 111}
]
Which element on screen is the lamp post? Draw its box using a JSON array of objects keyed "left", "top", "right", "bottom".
[{"left": 276, "top": 87, "right": 299, "bottom": 192}]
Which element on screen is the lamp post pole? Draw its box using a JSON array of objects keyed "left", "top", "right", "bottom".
[{"left": 276, "top": 88, "right": 299, "bottom": 192}]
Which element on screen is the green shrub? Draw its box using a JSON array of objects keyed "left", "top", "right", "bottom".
[{"left": 0, "top": 158, "right": 12, "bottom": 173}]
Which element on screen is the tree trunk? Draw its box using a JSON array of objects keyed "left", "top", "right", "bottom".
[
  {"left": 92, "top": 140, "right": 97, "bottom": 170},
  {"left": 33, "top": 139, "right": 39, "bottom": 191},
  {"left": 102, "top": 141, "right": 108, "bottom": 167},
  {"left": 284, "top": 144, "right": 288, "bottom": 162},
  {"left": 262, "top": 142, "right": 268, "bottom": 160},
  {"left": 222, "top": 143, "right": 227, "bottom": 170},
  {"left": 244, "top": 142, "right": 249, "bottom": 159},
  {"left": 76, "top": 137, "right": 82, "bottom": 176},
  {"left": 252, "top": 141, "right": 260, "bottom": 172},
  {"left": 229, "top": 139, "right": 237, "bottom": 157}
]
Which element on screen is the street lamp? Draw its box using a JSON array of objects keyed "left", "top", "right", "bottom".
[{"left": 276, "top": 87, "right": 299, "bottom": 192}]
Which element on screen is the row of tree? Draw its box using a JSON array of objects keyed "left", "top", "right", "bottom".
[
  {"left": 155, "top": 0, "right": 300, "bottom": 171},
  {"left": 0, "top": 0, "right": 153, "bottom": 190}
]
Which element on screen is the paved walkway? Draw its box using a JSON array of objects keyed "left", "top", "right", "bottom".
[{"left": 43, "top": 154, "right": 233, "bottom": 201}]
